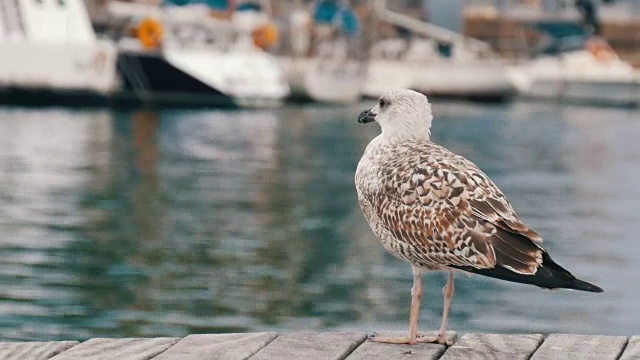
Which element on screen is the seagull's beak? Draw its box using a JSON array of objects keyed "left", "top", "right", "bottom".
[{"left": 357, "top": 109, "right": 376, "bottom": 124}]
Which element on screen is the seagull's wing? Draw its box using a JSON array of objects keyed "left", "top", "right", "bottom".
[{"left": 368, "top": 142, "right": 544, "bottom": 274}]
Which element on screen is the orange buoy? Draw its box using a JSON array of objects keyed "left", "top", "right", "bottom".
[
  {"left": 252, "top": 22, "right": 278, "bottom": 50},
  {"left": 137, "top": 17, "right": 163, "bottom": 49},
  {"left": 586, "top": 39, "right": 614, "bottom": 63}
]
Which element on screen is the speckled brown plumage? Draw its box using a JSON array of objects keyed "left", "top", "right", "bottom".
[
  {"left": 356, "top": 138, "right": 545, "bottom": 275},
  {"left": 355, "top": 89, "right": 602, "bottom": 345}
]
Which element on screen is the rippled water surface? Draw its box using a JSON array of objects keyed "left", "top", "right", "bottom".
[{"left": 0, "top": 100, "right": 638, "bottom": 341}]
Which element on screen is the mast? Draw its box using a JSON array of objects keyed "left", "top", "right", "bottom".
[{"left": 372, "top": 0, "right": 492, "bottom": 53}]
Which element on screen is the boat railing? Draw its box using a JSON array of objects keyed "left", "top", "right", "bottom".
[
  {"left": 107, "top": 1, "right": 262, "bottom": 53},
  {"left": 163, "top": 20, "right": 236, "bottom": 51},
  {"left": 374, "top": 0, "right": 494, "bottom": 57},
  {"left": 465, "top": 0, "right": 579, "bottom": 16},
  {"left": 0, "top": 0, "right": 26, "bottom": 39},
  {"left": 465, "top": 0, "right": 640, "bottom": 19}
]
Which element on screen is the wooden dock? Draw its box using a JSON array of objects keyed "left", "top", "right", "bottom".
[{"left": 0, "top": 331, "right": 638, "bottom": 360}]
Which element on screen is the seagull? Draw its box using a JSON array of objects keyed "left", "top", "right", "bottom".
[{"left": 354, "top": 89, "right": 603, "bottom": 346}]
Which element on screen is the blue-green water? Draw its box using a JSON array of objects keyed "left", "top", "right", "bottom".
[{"left": 0, "top": 101, "right": 638, "bottom": 341}]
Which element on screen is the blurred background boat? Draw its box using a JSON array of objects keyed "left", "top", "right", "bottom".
[
  {"left": 506, "top": 21, "right": 640, "bottom": 107},
  {"left": 104, "top": 0, "right": 290, "bottom": 107},
  {"left": 463, "top": 0, "right": 640, "bottom": 67},
  {"left": 464, "top": 0, "right": 640, "bottom": 106},
  {"left": 0, "top": 0, "right": 119, "bottom": 105},
  {"left": 274, "top": 0, "right": 366, "bottom": 104},
  {"left": 3, "top": 0, "right": 640, "bottom": 107},
  {"left": 362, "top": 0, "right": 516, "bottom": 101}
]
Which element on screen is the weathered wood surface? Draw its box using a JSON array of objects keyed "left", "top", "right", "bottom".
[
  {"left": 1, "top": 332, "right": 639, "bottom": 360},
  {"left": 250, "top": 332, "right": 366, "bottom": 360},
  {"left": 441, "top": 333, "right": 544, "bottom": 360},
  {"left": 530, "top": 334, "right": 628, "bottom": 360},
  {"left": 153, "top": 333, "right": 277, "bottom": 360},
  {"left": 0, "top": 341, "right": 78, "bottom": 360},
  {"left": 348, "top": 331, "right": 454, "bottom": 360},
  {"left": 620, "top": 336, "right": 640, "bottom": 360},
  {"left": 49, "top": 338, "right": 180, "bottom": 360}
]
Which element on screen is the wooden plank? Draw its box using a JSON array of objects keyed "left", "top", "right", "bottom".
[
  {"left": 153, "top": 332, "right": 277, "bottom": 360},
  {"left": 249, "top": 332, "right": 367, "bottom": 360},
  {"left": 50, "top": 338, "right": 180, "bottom": 360},
  {"left": 441, "top": 333, "right": 543, "bottom": 360},
  {"left": 0, "top": 341, "right": 79, "bottom": 360},
  {"left": 346, "top": 331, "right": 456, "bottom": 360},
  {"left": 530, "top": 334, "right": 628, "bottom": 360},
  {"left": 619, "top": 335, "right": 640, "bottom": 360},
  {"left": 366, "top": 331, "right": 458, "bottom": 344},
  {"left": 346, "top": 342, "right": 446, "bottom": 360}
]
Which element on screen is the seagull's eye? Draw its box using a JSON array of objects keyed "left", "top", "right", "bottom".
[{"left": 379, "top": 98, "right": 388, "bottom": 109}]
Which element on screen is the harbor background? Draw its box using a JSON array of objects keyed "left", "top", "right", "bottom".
[
  {"left": 2, "top": 0, "right": 640, "bottom": 345},
  {"left": 0, "top": 100, "right": 638, "bottom": 341}
]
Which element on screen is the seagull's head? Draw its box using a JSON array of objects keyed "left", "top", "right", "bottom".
[{"left": 357, "top": 89, "right": 433, "bottom": 142}]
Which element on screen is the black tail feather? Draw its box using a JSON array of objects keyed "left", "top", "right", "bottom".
[{"left": 450, "top": 251, "right": 603, "bottom": 293}]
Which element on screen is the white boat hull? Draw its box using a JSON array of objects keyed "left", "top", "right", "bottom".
[
  {"left": 361, "top": 60, "right": 417, "bottom": 99},
  {"left": 0, "top": 0, "right": 119, "bottom": 102},
  {"left": 521, "top": 79, "right": 640, "bottom": 106},
  {"left": 0, "top": 39, "right": 118, "bottom": 96},
  {"left": 508, "top": 50, "right": 640, "bottom": 106},
  {"left": 280, "top": 57, "right": 363, "bottom": 104},
  {"left": 363, "top": 59, "right": 515, "bottom": 100},
  {"left": 115, "top": 37, "right": 290, "bottom": 108},
  {"left": 165, "top": 47, "right": 290, "bottom": 106},
  {"left": 414, "top": 61, "right": 515, "bottom": 99}
]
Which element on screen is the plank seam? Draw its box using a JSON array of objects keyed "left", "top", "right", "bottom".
[
  {"left": 148, "top": 337, "right": 186, "bottom": 360},
  {"left": 337, "top": 334, "right": 367, "bottom": 360},
  {"left": 615, "top": 338, "right": 630, "bottom": 360},
  {"left": 47, "top": 342, "right": 81, "bottom": 359},
  {"left": 524, "top": 333, "right": 547, "bottom": 360},
  {"left": 242, "top": 333, "right": 279, "bottom": 360}
]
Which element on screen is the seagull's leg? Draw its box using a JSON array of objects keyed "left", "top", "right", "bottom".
[
  {"left": 407, "top": 266, "right": 423, "bottom": 343},
  {"left": 411, "top": 270, "right": 455, "bottom": 345},
  {"left": 436, "top": 270, "right": 455, "bottom": 345},
  {"left": 370, "top": 266, "right": 423, "bottom": 344}
]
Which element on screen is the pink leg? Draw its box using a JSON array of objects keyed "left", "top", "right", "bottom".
[
  {"left": 370, "top": 266, "right": 423, "bottom": 344},
  {"left": 437, "top": 270, "right": 455, "bottom": 344},
  {"left": 370, "top": 268, "right": 455, "bottom": 345},
  {"left": 407, "top": 266, "right": 423, "bottom": 344}
]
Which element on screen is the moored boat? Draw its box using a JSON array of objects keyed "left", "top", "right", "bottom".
[
  {"left": 0, "top": 0, "right": 118, "bottom": 106},
  {"left": 507, "top": 22, "right": 640, "bottom": 107},
  {"left": 108, "top": 1, "right": 289, "bottom": 108},
  {"left": 276, "top": 1, "right": 365, "bottom": 104}
]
